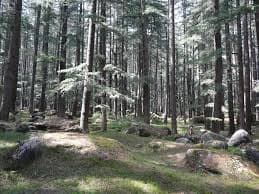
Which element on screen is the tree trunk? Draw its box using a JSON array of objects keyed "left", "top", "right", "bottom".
[
  {"left": 237, "top": 0, "right": 245, "bottom": 129},
  {"left": 80, "top": 0, "right": 97, "bottom": 132},
  {"left": 72, "top": 2, "right": 83, "bottom": 117},
  {"left": 169, "top": 0, "right": 177, "bottom": 133},
  {"left": 140, "top": 0, "right": 150, "bottom": 124},
  {"left": 212, "top": 0, "right": 224, "bottom": 133},
  {"left": 224, "top": 0, "right": 235, "bottom": 135},
  {"left": 243, "top": 0, "right": 252, "bottom": 134},
  {"left": 99, "top": 0, "right": 107, "bottom": 131},
  {"left": 0, "top": 0, "right": 22, "bottom": 120},
  {"left": 57, "top": 1, "right": 68, "bottom": 117},
  {"left": 29, "top": 5, "right": 41, "bottom": 113},
  {"left": 39, "top": 6, "right": 51, "bottom": 112}
]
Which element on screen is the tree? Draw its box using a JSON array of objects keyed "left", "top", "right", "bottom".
[
  {"left": 243, "top": 0, "right": 252, "bottom": 134},
  {"left": 80, "top": 0, "right": 97, "bottom": 132},
  {"left": 39, "top": 5, "right": 51, "bottom": 112},
  {"left": 236, "top": 0, "right": 245, "bottom": 129},
  {"left": 224, "top": 0, "right": 235, "bottom": 135},
  {"left": 140, "top": 0, "right": 150, "bottom": 124},
  {"left": 212, "top": 0, "right": 224, "bottom": 133},
  {"left": 29, "top": 5, "right": 41, "bottom": 113},
  {"left": 57, "top": 1, "right": 69, "bottom": 117},
  {"left": 0, "top": 0, "right": 22, "bottom": 120},
  {"left": 169, "top": 0, "right": 177, "bottom": 133},
  {"left": 99, "top": 0, "right": 107, "bottom": 131}
]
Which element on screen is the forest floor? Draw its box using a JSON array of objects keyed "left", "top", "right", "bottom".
[{"left": 1, "top": 115, "right": 259, "bottom": 194}]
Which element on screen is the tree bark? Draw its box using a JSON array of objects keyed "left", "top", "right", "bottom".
[
  {"left": 57, "top": 1, "right": 68, "bottom": 117},
  {"left": 39, "top": 6, "right": 51, "bottom": 112},
  {"left": 29, "top": 5, "right": 41, "bottom": 113},
  {"left": 169, "top": 0, "right": 177, "bottom": 133},
  {"left": 140, "top": 0, "right": 150, "bottom": 124},
  {"left": 224, "top": 0, "right": 235, "bottom": 135},
  {"left": 243, "top": 0, "right": 252, "bottom": 134},
  {"left": 212, "top": 0, "right": 224, "bottom": 133},
  {"left": 0, "top": 0, "right": 22, "bottom": 120},
  {"left": 80, "top": 0, "right": 97, "bottom": 132},
  {"left": 237, "top": 0, "right": 246, "bottom": 129},
  {"left": 99, "top": 0, "right": 107, "bottom": 131}
]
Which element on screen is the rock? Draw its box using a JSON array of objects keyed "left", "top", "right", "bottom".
[
  {"left": 200, "top": 130, "right": 226, "bottom": 143},
  {"left": 219, "top": 131, "right": 229, "bottom": 137},
  {"left": 135, "top": 144, "right": 143, "bottom": 148},
  {"left": 32, "top": 123, "right": 48, "bottom": 131},
  {"left": 186, "top": 149, "right": 221, "bottom": 174},
  {"left": 0, "top": 122, "right": 14, "bottom": 132},
  {"left": 192, "top": 116, "right": 205, "bottom": 124},
  {"left": 125, "top": 125, "right": 171, "bottom": 138},
  {"left": 187, "top": 135, "right": 201, "bottom": 144},
  {"left": 125, "top": 127, "right": 138, "bottom": 134},
  {"left": 138, "top": 127, "right": 151, "bottom": 137},
  {"left": 148, "top": 141, "right": 163, "bottom": 151},
  {"left": 246, "top": 149, "right": 259, "bottom": 166},
  {"left": 204, "top": 140, "right": 228, "bottom": 149},
  {"left": 65, "top": 126, "right": 82, "bottom": 133},
  {"left": 185, "top": 149, "right": 257, "bottom": 178},
  {"left": 176, "top": 137, "right": 192, "bottom": 144},
  {"left": 228, "top": 129, "right": 251, "bottom": 147},
  {"left": 30, "top": 111, "right": 45, "bottom": 122},
  {"left": 15, "top": 123, "right": 34, "bottom": 133},
  {"left": 7, "top": 138, "right": 42, "bottom": 169}
]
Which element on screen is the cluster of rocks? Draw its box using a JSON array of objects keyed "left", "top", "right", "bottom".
[
  {"left": 174, "top": 129, "right": 252, "bottom": 148},
  {"left": 177, "top": 129, "right": 259, "bottom": 175}
]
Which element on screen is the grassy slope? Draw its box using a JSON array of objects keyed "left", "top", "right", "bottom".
[{"left": 0, "top": 120, "right": 259, "bottom": 194}]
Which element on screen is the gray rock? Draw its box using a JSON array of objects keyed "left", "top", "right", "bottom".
[
  {"left": 176, "top": 137, "right": 192, "bottom": 144},
  {"left": 8, "top": 138, "right": 42, "bottom": 169},
  {"left": 204, "top": 140, "right": 228, "bottom": 149},
  {"left": 65, "top": 126, "right": 82, "bottom": 133},
  {"left": 32, "top": 123, "right": 48, "bottom": 131},
  {"left": 125, "top": 127, "right": 138, "bottom": 134},
  {"left": 200, "top": 131, "right": 226, "bottom": 143},
  {"left": 15, "top": 123, "right": 31, "bottom": 133},
  {"left": 228, "top": 129, "right": 251, "bottom": 147},
  {"left": 125, "top": 125, "right": 171, "bottom": 138},
  {"left": 246, "top": 149, "right": 259, "bottom": 166}
]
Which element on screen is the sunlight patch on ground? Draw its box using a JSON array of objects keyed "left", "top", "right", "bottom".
[
  {"left": 77, "top": 177, "right": 162, "bottom": 193},
  {"left": 0, "top": 141, "right": 16, "bottom": 149},
  {"left": 39, "top": 132, "right": 97, "bottom": 154}
]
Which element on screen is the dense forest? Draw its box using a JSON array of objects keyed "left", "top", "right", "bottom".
[{"left": 1, "top": 0, "right": 259, "bottom": 193}]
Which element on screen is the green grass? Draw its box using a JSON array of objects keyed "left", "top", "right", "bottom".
[{"left": 0, "top": 121, "right": 259, "bottom": 194}]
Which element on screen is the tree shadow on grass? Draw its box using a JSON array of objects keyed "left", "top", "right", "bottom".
[{"left": 1, "top": 145, "right": 259, "bottom": 194}]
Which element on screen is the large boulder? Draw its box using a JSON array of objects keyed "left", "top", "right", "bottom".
[
  {"left": 32, "top": 122, "right": 48, "bottom": 131},
  {"left": 7, "top": 138, "right": 42, "bottom": 169},
  {"left": 0, "top": 122, "right": 14, "bottom": 132},
  {"left": 15, "top": 123, "right": 35, "bottom": 133},
  {"left": 176, "top": 137, "right": 192, "bottom": 144},
  {"left": 185, "top": 149, "right": 258, "bottom": 178},
  {"left": 200, "top": 130, "right": 226, "bottom": 143},
  {"left": 228, "top": 129, "right": 251, "bottom": 147},
  {"left": 203, "top": 140, "right": 228, "bottom": 149},
  {"left": 30, "top": 111, "right": 45, "bottom": 122},
  {"left": 246, "top": 149, "right": 259, "bottom": 166},
  {"left": 126, "top": 125, "right": 171, "bottom": 138}
]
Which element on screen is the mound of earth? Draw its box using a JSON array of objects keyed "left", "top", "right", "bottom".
[{"left": 185, "top": 149, "right": 259, "bottom": 179}]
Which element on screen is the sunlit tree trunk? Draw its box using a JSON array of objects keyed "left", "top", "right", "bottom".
[{"left": 80, "top": 0, "right": 97, "bottom": 132}]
